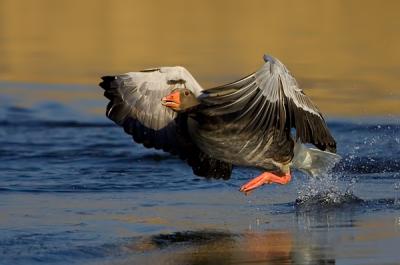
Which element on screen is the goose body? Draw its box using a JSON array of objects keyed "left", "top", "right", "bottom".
[{"left": 100, "top": 54, "right": 340, "bottom": 193}]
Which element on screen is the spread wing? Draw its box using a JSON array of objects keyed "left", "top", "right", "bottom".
[
  {"left": 199, "top": 54, "right": 336, "bottom": 152},
  {"left": 99, "top": 66, "right": 232, "bottom": 179},
  {"left": 100, "top": 66, "right": 202, "bottom": 153}
]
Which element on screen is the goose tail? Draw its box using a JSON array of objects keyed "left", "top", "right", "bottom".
[{"left": 292, "top": 141, "right": 341, "bottom": 177}]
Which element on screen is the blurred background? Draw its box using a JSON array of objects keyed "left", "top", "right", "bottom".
[{"left": 0, "top": 0, "right": 399, "bottom": 118}]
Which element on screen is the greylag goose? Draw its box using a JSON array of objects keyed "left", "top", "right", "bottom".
[{"left": 100, "top": 54, "right": 340, "bottom": 194}]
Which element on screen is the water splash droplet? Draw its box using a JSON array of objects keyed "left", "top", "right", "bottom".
[
  {"left": 296, "top": 172, "right": 362, "bottom": 208},
  {"left": 394, "top": 182, "right": 400, "bottom": 206}
]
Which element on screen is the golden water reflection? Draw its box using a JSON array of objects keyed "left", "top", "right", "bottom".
[
  {"left": 123, "top": 214, "right": 400, "bottom": 265},
  {"left": 0, "top": 0, "right": 399, "bottom": 116}
]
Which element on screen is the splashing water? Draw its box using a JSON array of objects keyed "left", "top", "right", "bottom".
[
  {"left": 295, "top": 173, "right": 361, "bottom": 208},
  {"left": 294, "top": 123, "right": 400, "bottom": 209}
]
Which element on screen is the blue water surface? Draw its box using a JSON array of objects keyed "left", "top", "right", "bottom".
[{"left": 1, "top": 84, "right": 400, "bottom": 265}]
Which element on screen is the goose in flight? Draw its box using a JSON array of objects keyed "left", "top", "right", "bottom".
[{"left": 99, "top": 54, "right": 340, "bottom": 194}]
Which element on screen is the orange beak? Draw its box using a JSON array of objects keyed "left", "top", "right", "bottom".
[{"left": 161, "top": 91, "right": 181, "bottom": 109}]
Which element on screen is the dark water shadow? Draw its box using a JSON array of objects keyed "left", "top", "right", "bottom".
[{"left": 151, "top": 230, "right": 235, "bottom": 248}]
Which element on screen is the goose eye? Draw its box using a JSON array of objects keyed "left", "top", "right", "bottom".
[{"left": 184, "top": 90, "right": 190, "bottom": 96}]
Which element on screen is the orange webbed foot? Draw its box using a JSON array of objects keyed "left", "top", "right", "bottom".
[{"left": 239, "top": 172, "right": 291, "bottom": 194}]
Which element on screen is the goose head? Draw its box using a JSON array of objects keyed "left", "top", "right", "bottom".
[{"left": 161, "top": 88, "right": 200, "bottom": 112}]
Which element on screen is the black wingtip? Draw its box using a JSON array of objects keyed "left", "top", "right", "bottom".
[{"left": 99, "top": 76, "right": 116, "bottom": 90}]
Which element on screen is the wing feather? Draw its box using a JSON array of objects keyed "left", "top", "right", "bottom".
[
  {"left": 100, "top": 66, "right": 233, "bottom": 178},
  {"left": 199, "top": 54, "right": 336, "bottom": 152},
  {"left": 101, "top": 67, "right": 202, "bottom": 153}
]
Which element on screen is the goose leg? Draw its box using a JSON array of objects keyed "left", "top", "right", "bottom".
[{"left": 239, "top": 171, "right": 291, "bottom": 194}]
